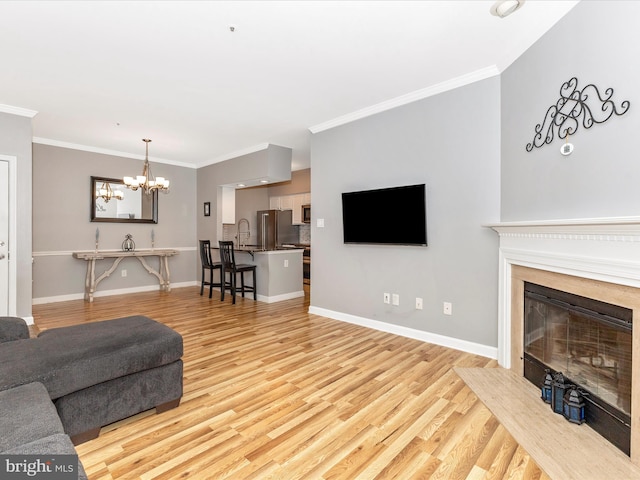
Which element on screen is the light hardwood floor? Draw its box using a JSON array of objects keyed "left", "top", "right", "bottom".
[{"left": 33, "top": 287, "right": 550, "bottom": 479}]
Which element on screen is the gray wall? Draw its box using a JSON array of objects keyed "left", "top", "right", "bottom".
[
  {"left": 501, "top": 0, "right": 640, "bottom": 221},
  {"left": 0, "top": 112, "right": 32, "bottom": 317},
  {"left": 310, "top": 77, "right": 501, "bottom": 347},
  {"left": 32, "top": 144, "right": 197, "bottom": 300}
]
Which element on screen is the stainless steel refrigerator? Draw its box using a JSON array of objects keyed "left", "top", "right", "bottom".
[{"left": 257, "top": 209, "right": 297, "bottom": 249}]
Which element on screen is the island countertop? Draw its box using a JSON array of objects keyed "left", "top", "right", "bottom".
[{"left": 211, "top": 244, "right": 305, "bottom": 254}]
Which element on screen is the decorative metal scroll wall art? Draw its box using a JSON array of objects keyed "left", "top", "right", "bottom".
[{"left": 526, "top": 77, "right": 630, "bottom": 152}]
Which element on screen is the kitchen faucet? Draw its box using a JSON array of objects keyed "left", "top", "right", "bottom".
[{"left": 236, "top": 218, "right": 250, "bottom": 247}]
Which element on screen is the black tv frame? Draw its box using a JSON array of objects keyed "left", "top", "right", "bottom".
[{"left": 341, "top": 184, "right": 427, "bottom": 247}]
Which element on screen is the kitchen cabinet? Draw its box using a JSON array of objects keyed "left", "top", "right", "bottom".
[
  {"left": 269, "top": 192, "right": 311, "bottom": 225},
  {"left": 291, "top": 194, "right": 305, "bottom": 225},
  {"left": 269, "top": 196, "right": 279, "bottom": 210},
  {"left": 221, "top": 186, "right": 235, "bottom": 224},
  {"left": 279, "top": 195, "right": 294, "bottom": 211}
]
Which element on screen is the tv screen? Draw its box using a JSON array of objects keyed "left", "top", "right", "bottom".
[{"left": 342, "top": 184, "right": 427, "bottom": 246}]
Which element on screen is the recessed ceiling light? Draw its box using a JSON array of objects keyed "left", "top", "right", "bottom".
[
  {"left": 260, "top": 180, "right": 268, "bottom": 184},
  {"left": 237, "top": 183, "right": 245, "bottom": 187},
  {"left": 490, "top": 0, "right": 525, "bottom": 18}
]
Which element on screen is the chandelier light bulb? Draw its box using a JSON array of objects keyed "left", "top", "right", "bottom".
[
  {"left": 123, "top": 139, "right": 170, "bottom": 195},
  {"left": 96, "top": 181, "right": 124, "bottom": 203}
]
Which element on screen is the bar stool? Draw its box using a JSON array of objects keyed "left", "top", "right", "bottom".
[
  {"left": 218, "top": 240, "right": 257, "bottom": 304},
  {"left": 199, "top": 240, "right": 222, "bottom": 298}
]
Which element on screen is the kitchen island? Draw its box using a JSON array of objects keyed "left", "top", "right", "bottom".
[{"left": 212, "top": 245, "right": 304, "bottom": 303}]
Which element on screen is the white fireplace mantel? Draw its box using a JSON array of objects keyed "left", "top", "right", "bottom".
[{"left": 486, "top": 216, "right": 640, "bottom": 368}]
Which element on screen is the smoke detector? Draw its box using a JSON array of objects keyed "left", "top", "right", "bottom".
[{"left": 490, "top": 0, "right": 525, "bottom": 18}]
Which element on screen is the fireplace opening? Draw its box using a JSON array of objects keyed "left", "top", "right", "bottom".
[{"left": 523, "top": 282, "right": 632, "bottom": 455}]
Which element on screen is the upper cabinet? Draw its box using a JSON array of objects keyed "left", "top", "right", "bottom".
[
  {"left": 291, "top": 194, "right": 305, "bottom": 225},
  {"left": 279, "top": 195, "right": 294, "bottom": 211},
  {"left": 221, "top": 186, "right": 236, "bottom": 225},
  {"left": 269, "top": 192, "right": 310, "bottom": 225}
]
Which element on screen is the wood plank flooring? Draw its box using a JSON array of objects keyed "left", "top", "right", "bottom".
[{"left": 33, "top": 287, "right": 550, "bottom": 479}]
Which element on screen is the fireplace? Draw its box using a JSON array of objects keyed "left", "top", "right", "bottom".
[
  {"left": 488, "top": 216, "right": 640, "bottom": 466},
  {"left": 523, "top": 282, "right": 632, "bottom": 454}
]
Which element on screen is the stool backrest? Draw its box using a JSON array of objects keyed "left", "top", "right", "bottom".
[
  {"left": 218, "top": 241, "right": 236, "bottom": 270},
  {"left": 199, "top": 240, "right": 215, "bottom": 268}
]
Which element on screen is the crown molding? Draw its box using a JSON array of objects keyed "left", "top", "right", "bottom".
[
  {"left": 32, "top": 137, "right": 195, "bottom": 168},
  {"left": 0, "top": 104, "right": 38, "bottom": 118},
  {"left": 309, "top": 65, "right": 500, "bottom": 134}
]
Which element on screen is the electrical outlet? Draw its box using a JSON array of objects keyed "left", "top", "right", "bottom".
[
  {"left": 383, "top": 292, "right": 390, "bottom": 304},
  {"left": 284, "top": 259, "right": 289, "bottom": 267},
  {"left": 415, "top": 297, "right": 423, "bottom": 310},
  {"left": 392, "top": 294, "right": 400, "bottom": 306},
  {"left": 121, "top": 269, "right": 127, "bottom": 278},
  {"left": 443, "top": 302, "right": 452, "bottom": 315}
]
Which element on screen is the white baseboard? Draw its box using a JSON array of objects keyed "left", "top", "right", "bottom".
[
  {"left": 32, "top": 281, "right": 198, "bottom": 305},
  {"left": 33, "top": 283, "right": 304, "bottom": 306},
  {"left": 257, "top": 291, "right": 305, "bottom": 303},
  {"left": 307, "top": 306, "right": 498, "bottom": 360}
]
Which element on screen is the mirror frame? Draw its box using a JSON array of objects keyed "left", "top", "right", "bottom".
[{"left": 91, "top": 176, "right": 158, "bottom": 223}]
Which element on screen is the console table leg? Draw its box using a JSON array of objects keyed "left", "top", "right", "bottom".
[
  {"left": 85, "top": 259, "right": 96, "bottom": 302},
  {"left": 163, "top": 256, "right": 172, "bottom": 291}
]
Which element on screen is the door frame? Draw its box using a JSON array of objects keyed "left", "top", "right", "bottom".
[{"left": 0, "top": 154, "right": 17, "bottom": 315}]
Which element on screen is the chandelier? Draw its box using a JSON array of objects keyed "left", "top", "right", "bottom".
[
  {"left": 96, "top": 181, "right": 124, "bottom": 203},
  {"left": 123, "top": 139, "right": 170, "bottom": 194}
]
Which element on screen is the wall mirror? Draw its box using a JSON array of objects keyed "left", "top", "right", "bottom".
[{"left": 91, "top": 176, "right": 158, "bottom": 223}]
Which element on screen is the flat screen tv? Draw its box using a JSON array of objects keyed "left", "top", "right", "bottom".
[{"left": 342, "top": 184, "right": 427, "bottom": 246}]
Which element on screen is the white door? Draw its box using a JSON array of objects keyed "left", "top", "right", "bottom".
[{"left": 0, "top": 159, "right": 8, "bottom": 315}]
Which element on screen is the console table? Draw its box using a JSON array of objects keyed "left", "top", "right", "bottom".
[{"left": 72, "top": 249, "right": 179, "bottom": 302}]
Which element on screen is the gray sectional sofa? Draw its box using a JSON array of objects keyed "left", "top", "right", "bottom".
[
  {"left": 0, "top": 382, "right": 89, "bottom": 479},
  {"left": 0, "top": 315, "right": 184, "bottom": 478}
]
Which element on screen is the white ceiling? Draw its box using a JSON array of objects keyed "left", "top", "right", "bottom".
[{"left": 0, "top": 0, "right": 578, "bottom": 170}]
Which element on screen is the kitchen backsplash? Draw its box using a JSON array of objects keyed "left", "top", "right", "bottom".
[
  {"left": 222, "top": 224, "right": 235, "bottom": 242},
  {"left": 222, "top": 223, "right": 311, "bottom": 245},
  {"left": 299, "top": 224, "right": 310, "bottom": 244}
]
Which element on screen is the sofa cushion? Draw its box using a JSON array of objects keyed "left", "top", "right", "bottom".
[
  {"left": 0, "top": 316, "right": 183, "bottom": 399},
  {"left": 3, "top": 433, "right": 88, "bottom": 480},
  {"left": 0, "top": 382, "right": 64, "bottom": 452},
  {"left": 0, "top": 316, "right": 29, "bottom": 343}
]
